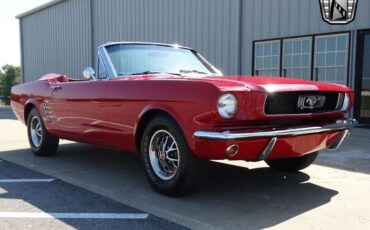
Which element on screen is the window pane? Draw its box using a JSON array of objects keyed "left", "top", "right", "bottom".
[
  {"left": 264, "top": 43, "right": 272, "bottom": 55},
  {"left": 337, "top": 68, "right": 346, "bottom": 83},
  {"left": 272, "top": 56, "right": 279, "bottom": 68},
  {"left": 317, "top": 68, "right": 326, "bottom": 81},
  {"left": 337, "top": 36, "right": 347, "bottom": 51},
  {"left": 293, "top": 40, "right": 301, "bottom": 53},
  {"left": 317, "top": 38, "right": 325, "bottom": 52},
  {"left": 316, "top": 53, "right": 325, "bottom": 67},
  {"left": 326, "top": 52, "right": 336, "bottom": 66},
  {"left": 285, "top": 41, "right": 292, "bottom": 54},
  {"left": 302, "top": 40, "right": 310, "bottom": 53},
  {"left": 286, "top": 69, "right": 293, "bottom": 78},
  {"left": 302, "top": 54, "right": 310, "bottom": 67},
  {"left": 336, "top": 51, "right": 346, "bottom": 66},
  {"left": 264, "top": 57, "right": 271, "bottom": 68},
  {"left": 302, "top": 68, "right": 310, "bottom": 80},
  {"left": 293, "top": 69, "right": 301, "bottom": 78},
  {"left": 256, "top": 44, "right": 263, "bottom": 56},
  {"left": 326, "top": 68, "right": 336, "bottom": 82},
  {"left": 284, "top": 55, "right": 292, "bottom": 68},
  {"left": 271, "top": 69, "right": 280, "bottom": 76},
  {"left": 293, "top": 54, "right": 301, "bottom": 67},
  {"left": 314, "top": 34, "right": 348, "bottom": 85},
  {"left": 327, "top": 37, "right": 336, "bottom": 52},
  {"left": 272, "top": 42, "right": 279, "bottom": 55},
  {"left": 283, "top": 38, "right": 312, "bottom": 80},
  {"left": 254, "top": 41, "right": 280, "bottom": 77},
  {"left": 262, "top": 70, "right": 269, "bottom": 75},
  {"left": 256, "top": 57, "right": 263, "bottom": 69}
]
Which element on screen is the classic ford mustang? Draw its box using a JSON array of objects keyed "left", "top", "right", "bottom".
[{"left": 11, "top": 42, "right": 356, "bottom": 195}]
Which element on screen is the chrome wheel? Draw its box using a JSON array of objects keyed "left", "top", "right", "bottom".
[
  {"left": 149, "top": 130, "right": 180, "bottom": 180},
  {"left": 30, "top": 116, "right": 42, "bottom": 147}
]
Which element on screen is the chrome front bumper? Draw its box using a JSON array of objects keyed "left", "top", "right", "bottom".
[
  {"left": 194, "top": 119, "right": 357, "bottom": 160},
  {"left": 194, "top": 119, "right": 357, "bottom": 141}
]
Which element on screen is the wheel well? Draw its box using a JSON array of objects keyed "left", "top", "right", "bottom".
[
  {"left": 135, "top": 109, "right": 175, "bottom": 152},
  {"left": 24, "top": 103, "right": 36, "bottom": 122}
]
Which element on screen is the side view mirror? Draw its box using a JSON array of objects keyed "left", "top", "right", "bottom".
[{"left": 83, "top": 67, "right": 96, "bottom": 80}]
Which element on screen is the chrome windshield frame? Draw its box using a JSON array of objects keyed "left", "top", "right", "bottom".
[
  {"left": 97, "top": 46, "right": 117, "bottom": 79},
  {"left": 98, "top": 42, "right": 222, "bottom": 79}
]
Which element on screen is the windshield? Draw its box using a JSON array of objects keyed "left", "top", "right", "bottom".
[{"left": 106, "top": 44, "right": 215, "bottom": 77}]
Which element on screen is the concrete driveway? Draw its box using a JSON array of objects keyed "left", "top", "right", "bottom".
[{"left": 1, "top": 107, "right": 370, "bottom": 229}]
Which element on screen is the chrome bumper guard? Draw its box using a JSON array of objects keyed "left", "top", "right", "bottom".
[{"left": 194, "top": 119, "right": 357, "bottom": 160}]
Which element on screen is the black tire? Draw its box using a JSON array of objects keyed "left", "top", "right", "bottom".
[
  {"left": 140, "top": 115, "right": 207, "bottom": 196},
  {"left": 265, "top": 152, "right": 319, "bottom": 172},
  {"left": 27, "top": 108, "right": 59, "bottom": 156}
]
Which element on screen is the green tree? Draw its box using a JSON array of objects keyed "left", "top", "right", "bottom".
[{"left": 0, "top": 65, "right": 21, "bottom": 105}]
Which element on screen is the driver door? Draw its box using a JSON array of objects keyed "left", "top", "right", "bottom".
[
  {"left": 52, "top": 80, "right": 107, "bottom": 142},
  {"left": 52, "top": 59, "right": 109, "bottom": 143}
]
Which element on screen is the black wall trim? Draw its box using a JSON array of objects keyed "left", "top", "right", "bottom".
[
  {"left": 310, "top": 36, "right": 315, "bottom": 81},
  {"left": 354, "top": 29, "right": 370, "bottom": 123}
]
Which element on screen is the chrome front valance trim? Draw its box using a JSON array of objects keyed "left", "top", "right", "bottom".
[{"left": 194, "top": 119, "right": 357, "bottom": 141}]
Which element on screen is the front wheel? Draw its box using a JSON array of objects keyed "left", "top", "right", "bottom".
[
  {"left": 27, "top": 108, "right": 59, "bottom": 156},
  {"left": 265, "top": 152, "right": 319, "bottom": 172},
  {"left": 140, "top": 115, "right": 207, "bottom": 196}
]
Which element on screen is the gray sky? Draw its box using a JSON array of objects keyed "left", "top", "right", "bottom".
[{"left": 0, "top": 0, "right": 51, "bottom": 68}]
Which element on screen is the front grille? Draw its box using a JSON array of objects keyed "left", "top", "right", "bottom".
[{"left": 264, "top": 91, "right": 344, "bottom": 115}]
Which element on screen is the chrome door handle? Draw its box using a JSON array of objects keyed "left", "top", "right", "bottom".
[{"left": 51, "top": 85, "right": 62, "bottom": 92}]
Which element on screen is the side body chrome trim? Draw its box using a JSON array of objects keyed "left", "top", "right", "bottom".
[
  {"left": 194, "top": 119, "right": 357, "bottom": 141},
  {"left": 42, "top": 103, "right": 52, "bottom": 121}
]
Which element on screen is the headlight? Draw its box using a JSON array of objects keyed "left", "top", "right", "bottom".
[
  {"left": 217, "top": 93, "right": 238, "bottom": 119},
  {"left": 341, "top": 93, "right": 350, "bottom": 112}
]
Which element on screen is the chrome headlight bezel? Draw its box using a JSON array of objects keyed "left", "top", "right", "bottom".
[{"left": 217, "top": 93, "right": 238, "bottom": 120}]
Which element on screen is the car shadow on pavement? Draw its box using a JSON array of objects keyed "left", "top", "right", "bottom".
[
  {"left": 0, "top": 143, "right": 338, "bottom": 230},
  {"left": 198, "top": 162, "right": 338, "bottom": 229}
]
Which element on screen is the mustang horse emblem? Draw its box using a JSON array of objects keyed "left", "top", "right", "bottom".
[{"left": 298, "top": 95, "right": 326, "bottom": 109}]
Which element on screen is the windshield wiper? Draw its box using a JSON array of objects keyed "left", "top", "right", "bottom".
[
  {"left": 179, "top": 69, "right": 209, "bottom": 75},
  {"left": 127, "top": 71, "right": 181, "bottom": 76},
  {"left": 128, "top": 71, "right": 161, "bottom": 76}
]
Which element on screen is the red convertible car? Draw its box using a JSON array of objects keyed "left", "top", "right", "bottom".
[{"left": 11, "top": 42, "right": 356, "bottom": 195}]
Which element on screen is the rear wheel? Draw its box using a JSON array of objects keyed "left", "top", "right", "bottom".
[
  {"left": 140, "top": 115, "right": 207, "bottom": 196},
  {"left": 265, "top": 152, "right": 319, "bottom": 172},
  {"left": 27, "top": 108, "right": 59, "bottom": 156}
]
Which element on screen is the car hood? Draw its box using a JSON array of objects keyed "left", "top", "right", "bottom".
[
  {"left": 193, "top": 75, "right": 352, "bottom": 93},
  {"left": 123, "top": 74, "right": 352, "bottom": 93}
]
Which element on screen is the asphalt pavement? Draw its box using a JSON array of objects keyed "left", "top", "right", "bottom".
[
  {"left": 1, "top": 107, "right": 370, "bottom": 230},
  {"left": 0, "top": 158, "right": 185, "bottom": 230}
]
